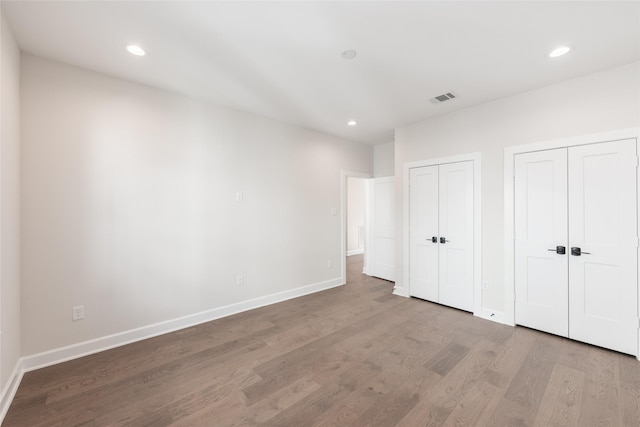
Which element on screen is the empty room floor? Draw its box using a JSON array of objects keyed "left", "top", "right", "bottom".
[{"left": 5, "top": 254, "right": 640, "bottom": 426}]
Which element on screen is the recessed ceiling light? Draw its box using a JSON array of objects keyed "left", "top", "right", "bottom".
[
  {"left": 347, "top": 120, "right": 357, "bottom": 126},
  {"left": 548, "top": 46, "right": 571, "bottom": 58},
  {"left": 341, "top": 50, "right": 357, "bottom": 60},
  {"left": 126, "top": 45, "right": 146, "bottom": 56}
]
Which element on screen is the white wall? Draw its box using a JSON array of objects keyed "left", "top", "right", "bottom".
[
  {"left": 374, "top": 141, "right": 394, "bottom": 177},
  {"left": 20, "top": 55, "right": 372, "bottom": 356},
  {"left": 395, "top": 61, "right": 640, "bottom": 314},
  {"left": 0, "top": 8, "right": 21, "bottom": 398},
  {"left": 346, "top": 177, "right": 366, "bottom": 255}
]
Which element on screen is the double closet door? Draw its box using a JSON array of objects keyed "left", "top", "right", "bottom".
[
  {"left": 515, "top": 139, "right": 638, "bottom": 355},
  {"left": 409, "top": 161, "right": 474, "bottom": 312}
]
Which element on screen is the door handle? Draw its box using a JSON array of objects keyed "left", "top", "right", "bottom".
[
  {"left": 440, "top": 237, "right": 449, "bottom": 244},
  {"left": 547, "top": 246, "right": 566, "bottom": 255},
  {"left": 570, "top": 247, "right": 591, "bottom": 256},
  {"left": 431, "top": 236, "right": 438, "bottom": 243}
]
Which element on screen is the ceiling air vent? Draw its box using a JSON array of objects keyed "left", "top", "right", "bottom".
[{"left": 430, "top": 92, "right": 457, "bottom": 104}]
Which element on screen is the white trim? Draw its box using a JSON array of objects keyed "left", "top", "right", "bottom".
[
  {"left": 504, "top": 127, "right": 640, "bottom": 329},
  {"left": 474, "top": 309, "right": 510, "bottom": 326},
  {"left": 341, "top": 171, "right": 371, "bottom": 285},
  {"left": 0, "top": 276, "right": 344, "bottom": 420},
  {"left": 506, "top": 127, "right": 639, "bottom": 156},
  {"left": 0, "top": 359, "right": 23, "bottom": 424},
  {"left": 363, "top": 178, "right": 370, "bottom": 275},
  {"left": 637, "top": 134, "right": 640, "bottom": 361},
  {"left": 19, "top": 277, "right": 343, "bottom": 373},
  {"left": 393, "top": 286, "right": 409, "bottom": 298},
  {"left": 347, "top": 249, "right": 364, "bottom": 256},
  {"left": 401, "top": 152, "right": 482, "bottom": 316}
]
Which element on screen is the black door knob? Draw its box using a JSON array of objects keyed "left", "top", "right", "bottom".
[
  {"left": 547, "top": 246, "right": 566, "bottom": 255},
  {"left": 440, "top": 237, "right": 449, "bottom": 244},
  {"left": 571, "top": 247, "right": 591, "bottom": 256},
  {"left": 431, "top": 236, "right": 438, "bottom": 243}
]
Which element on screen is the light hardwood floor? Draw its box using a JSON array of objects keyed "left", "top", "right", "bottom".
[{"left": 5, "top": 255, "right": 640, "bottom": 426}]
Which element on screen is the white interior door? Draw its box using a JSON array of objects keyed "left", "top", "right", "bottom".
[
  {"left": 409, "top": 166, "right": 439, "bottom": 301},
  {"left": 568, "top": 139, "right": 638, "bottom": 355},
  {"left": 368, "top": 177, "right": 395, "bottom": 281},
  {"left": 513, "top": 139, "right": 638, "bottom": 355},
  {"left": 514, "top": 149, "right": 569, "bottom": 337},
  {"left": 438, "top": 161, "right": 474, "bottom": 311},
  {"left": 409, "top": 162, "right": 474, "bottom": 311}
]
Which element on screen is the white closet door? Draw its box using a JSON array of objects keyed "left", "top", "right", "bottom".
[
  {"left": 409, "top": 166, "right": 439, "bottom": 301},
  {"left": 438, "top": 161, "right": 474, "bottom": 312},
  {"left": 514, "top": 149, "right": 569, "bottom": 337},
  {"left": 368, "top": 177, "right": 395, "bottom": 281},
  {"left": 568, "top": 139, "right": 638, "bottom": 355}
]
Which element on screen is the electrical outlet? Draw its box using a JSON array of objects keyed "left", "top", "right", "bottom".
[
  {"left": 482, "top": 280, "right": 488, "bottom": 290},
  {"left": 72, "top": 305, "right": 85, "bottom": 321},
  {"left": 237, "top": 275, "right": 245, "bottom": 286},
  {"left": 327, "top": 259, "right": 332, "bottom": 269}
]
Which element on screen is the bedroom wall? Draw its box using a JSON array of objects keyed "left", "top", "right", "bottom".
[
  {"left": 0, "top": 7, "right": 22, "bottom": 398},
  {"left": 373, "top": 141, "right": 394, "bottom": 177},
  {"left": 395, "top": 61, "right": 640, "bottom": 316},
  {"left": 20, "top": 54, "right": 372, "bottom": 356}
]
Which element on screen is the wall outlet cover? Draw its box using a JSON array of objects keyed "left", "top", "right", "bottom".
[{"left": 72, "top": 305, "right": 85, "bottom": 321}]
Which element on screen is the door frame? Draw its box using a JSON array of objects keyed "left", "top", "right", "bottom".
[
  {"left": 401, "top": 152, "right": 482, "bottom": 316},
  {"left": 504, "top": 128, "right": 640, "bottom": 357},
  {"left": 341, "top": 170, "right": 371, "bottom": 284}
]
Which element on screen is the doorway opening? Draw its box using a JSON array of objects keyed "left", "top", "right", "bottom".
[
  {"left": 346, "top": 176, "right": 367, "bottom": 258},
  {"left": 341, "top": 171, "right": 370, "bottom": 283}
]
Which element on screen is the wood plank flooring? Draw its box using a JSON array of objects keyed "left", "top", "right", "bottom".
[{"left": 5, "top": 255, "right": 640, "bottom": 426}]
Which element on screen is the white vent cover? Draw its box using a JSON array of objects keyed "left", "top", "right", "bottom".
[{"left": 430, "top": 92, "right": 457, "bottom": 104}]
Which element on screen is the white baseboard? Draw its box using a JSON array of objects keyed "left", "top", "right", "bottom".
[
  {"left": 392, "top": 290, "right": 512, "bottom": 329},
  {"left": 392, "top": 286, "right": 409, "bottom": 297},
  {"left": 474, "top": 309, "right": 512, "bottom": 326},
  {"left": 2, "top": 276, "right": 345, "bottom": 421},
  {"left": 20, "top": 276, "right": 344, "bottom": 374},
  {"left": 346, "top": 249, "right": 364, "bottom": 256},
  {"left": 0, "top": 359, "right": 24, "bottom": 425},
  {"left": 392, "top": 288, "right": 510, "bottom": 327}
]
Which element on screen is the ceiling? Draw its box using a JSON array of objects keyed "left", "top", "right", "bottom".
[{"left": 2, "top": 1, "right": 639, "bottom": 145}]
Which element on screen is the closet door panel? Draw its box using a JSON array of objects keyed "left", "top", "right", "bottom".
[
  {"left": 409, "top": 166, "right": 439, "bottom": 301},
  {"left": 568, "top": 139, "right": 638, "bottom": 355},
  {"left": 514, "top": 149, "right": 569, "bottom": 336},
  {"left": 368, "top": 177, "right": 396, "bottom": 281},
  {"left": 438, "top": 161, "right": 474, "bottom": 312}
]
